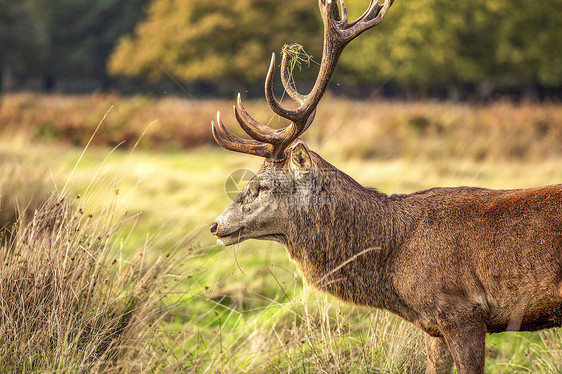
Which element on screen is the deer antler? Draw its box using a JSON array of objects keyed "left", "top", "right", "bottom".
[{"left": 212, "top": 0, "right": 394, "bottom": 162}]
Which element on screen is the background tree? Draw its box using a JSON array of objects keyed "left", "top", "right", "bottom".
[
  {"left": 493, "top": 0, "right": 562, "bottom": 92},
  {"left": 108, "top": 0, "right": 323, "bottom": 88},
  {"left": 0, "top": 0, "right": 150, "bottom": 91},
  {"left": 110, "top": 0, "right": 562, "bottom": 97},
  {"left": 1, "top": 0, "right": 560, "bottom": 96},
  {"left": 0, "top": 0, "right": 36, "bottom": 91},
  {"left": 340, "top": 0, "right": 561, "bottom": 97}
]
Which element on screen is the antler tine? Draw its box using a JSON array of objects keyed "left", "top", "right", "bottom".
[
  {"left": 211, "top": 112, "right": 272, "bottom": 158},
  {"left": 233, "top": 106, "right": 279, "bottom": 145},
  {"left": 212, "top": 0, "right": 394, "bottom": 162},
  {"left": 337, "top": 0, "right": 349, "bottom": 25},
  {"left": 259, "top": 109, "right": 317, "bottom": 159},
  {"left": 263, "top": 0, "right": 394, "bottom": 157},
  {"left": 302, "top": 108, "right": 317, "bottom": 133},
  {"left": 365, "top": 0, "right": 394, "bottom": 26},
  {"left": 265, "top": 53, "right": 311, "bottom": 125},
  {"left": 235, "top": 94, "right": 276, "bottom": 138},
  {"left": 280, "top": 50, "right": 306, "bottom": 105},
  {"left": 342, "top": 0, "right": 394, "bottom": 39},
  {"left": 267, "top": 109, "right": 318, "bottom": 160},
  {"left": 345, "top": 0, "right": 379, "bottom": 28},
  {"left": 235, "top": 91, "right": 317, "bottom": 161}
]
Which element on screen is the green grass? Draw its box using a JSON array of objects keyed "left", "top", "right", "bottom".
[{"left": 1, "top": 120, "right": 561, "bottom": 372}]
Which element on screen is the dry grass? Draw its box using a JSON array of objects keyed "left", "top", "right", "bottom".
[
  {"left": 0, "top": 189, "right": 187, "bottom": 373},
  {"left": 0, "top": 96, "right": 560, "bottom": 372},
  {"left": 261, "top": 296, "right": 425, "bottom": 373},
  {"left": 0, "top": 134, "right": 55, "bottom": 231},
  {"left": 0, "top": 198, "right": 426, "bottom": 373},
  {"left": 313, "top": 98, "right": 562, "bottom": 162},
  {"left": 157, "top": 284, "right": 426, "bottom": 373},
  {"left": 1, "top": 93, "right": 560, "bottom": 161},
  {"left": 0, "top": 93, "right": 214, "bottom": 150},
  {"left": 0, "top": 133, "right": 427, "bottom": 373}
]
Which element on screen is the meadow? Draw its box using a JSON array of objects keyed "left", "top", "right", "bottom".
[{"left": 0, "top": 94, "right": 561, "bottom": 373}]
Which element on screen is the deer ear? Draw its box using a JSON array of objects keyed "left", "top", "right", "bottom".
[{"left": 290, "top": 141, "right": 312, "bottom": 177}]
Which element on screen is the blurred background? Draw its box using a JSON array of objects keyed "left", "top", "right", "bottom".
[
  {"left": 0, "top": 0, "right": 561, "bottom": 372},
  {"left": 1, "top": 0, "right": 561, "bottom": 99}
]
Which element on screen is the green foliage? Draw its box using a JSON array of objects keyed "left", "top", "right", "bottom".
[
  {"left": 2, "top": 0, "right": 560, "bottom": 94},
  {"left": 108, "top": 0, "right": 561, "bottom": 94},
  {"left": 494, "top": 0, "right": 562, "bottom": 88},
  {"left": 0, "top": 0, "right": 36, "bottom": 84},
  {"left": 109, "top": 0, "right": 322, "bottom": 84},
  {"left": 0, "top": 0, "right": 149, "bottom": 89},
  {"left": 340, "top": 0, "right": 562, "bottom": 91}
]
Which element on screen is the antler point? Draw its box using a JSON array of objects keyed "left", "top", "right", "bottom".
[{"left": 212, "top": 0, "right": 393, "bottom": 161}]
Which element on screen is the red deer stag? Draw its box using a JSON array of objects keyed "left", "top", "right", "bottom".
[{"left": 209, "top": 1, "right": 562, "bottom": 373}]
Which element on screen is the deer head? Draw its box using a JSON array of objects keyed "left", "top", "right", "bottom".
[{"left": 210, "top": 0, "right": 394, "bottom": 246}]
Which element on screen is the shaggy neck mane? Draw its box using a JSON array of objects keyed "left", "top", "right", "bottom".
[{"left": 285, "top": 154, "right": 418, "bottom": 309}]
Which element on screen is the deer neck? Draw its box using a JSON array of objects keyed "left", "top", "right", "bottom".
[{"left": 285, "top": 172, "right": 416, "bottom": 309}]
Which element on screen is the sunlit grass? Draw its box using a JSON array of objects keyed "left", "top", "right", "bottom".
[
  {"left": 0, "top": 117, "right": 560, "bottom": 372},
  {"left": 0, "top": 173, "right": 193, "bottom": 372}
]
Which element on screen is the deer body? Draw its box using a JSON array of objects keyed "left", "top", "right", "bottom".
[
  {"left": 213, "top": 149, "right": 562, "bottom": 373},
  {"left": 285, "top": 154, "right": 562, "bottom": 336},
  {"left": 209, "top": 1, "right": 561, "bottom": 372}
]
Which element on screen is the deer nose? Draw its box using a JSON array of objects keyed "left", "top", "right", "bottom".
[{"left": 210, "top": 222, "right": 218, "bottom": 235}]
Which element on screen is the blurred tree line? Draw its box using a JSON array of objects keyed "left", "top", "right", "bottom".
[
  {"left": 1, "top": 0, "right": 561, "bottom": 99},
  {"left": 0, "top": 0, "right": 150, "bottom": 92}
]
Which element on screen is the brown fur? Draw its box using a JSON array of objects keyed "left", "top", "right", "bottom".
[
  {"left": 208, "top": 1, "right": 559, "bottom": 371},
  {"left": 213, "top": 147, "right": 562, "bottom": 374},
  {"left": 282, "top": 152, "right": 562, "bottom": 373}
]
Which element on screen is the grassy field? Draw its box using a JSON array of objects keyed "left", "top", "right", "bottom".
[
  {"left": 0, "top": 95, "right": 561, "bottom": 372},
  {"left": 1, "top": 93, "right": 561, "bottom": 160}
]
